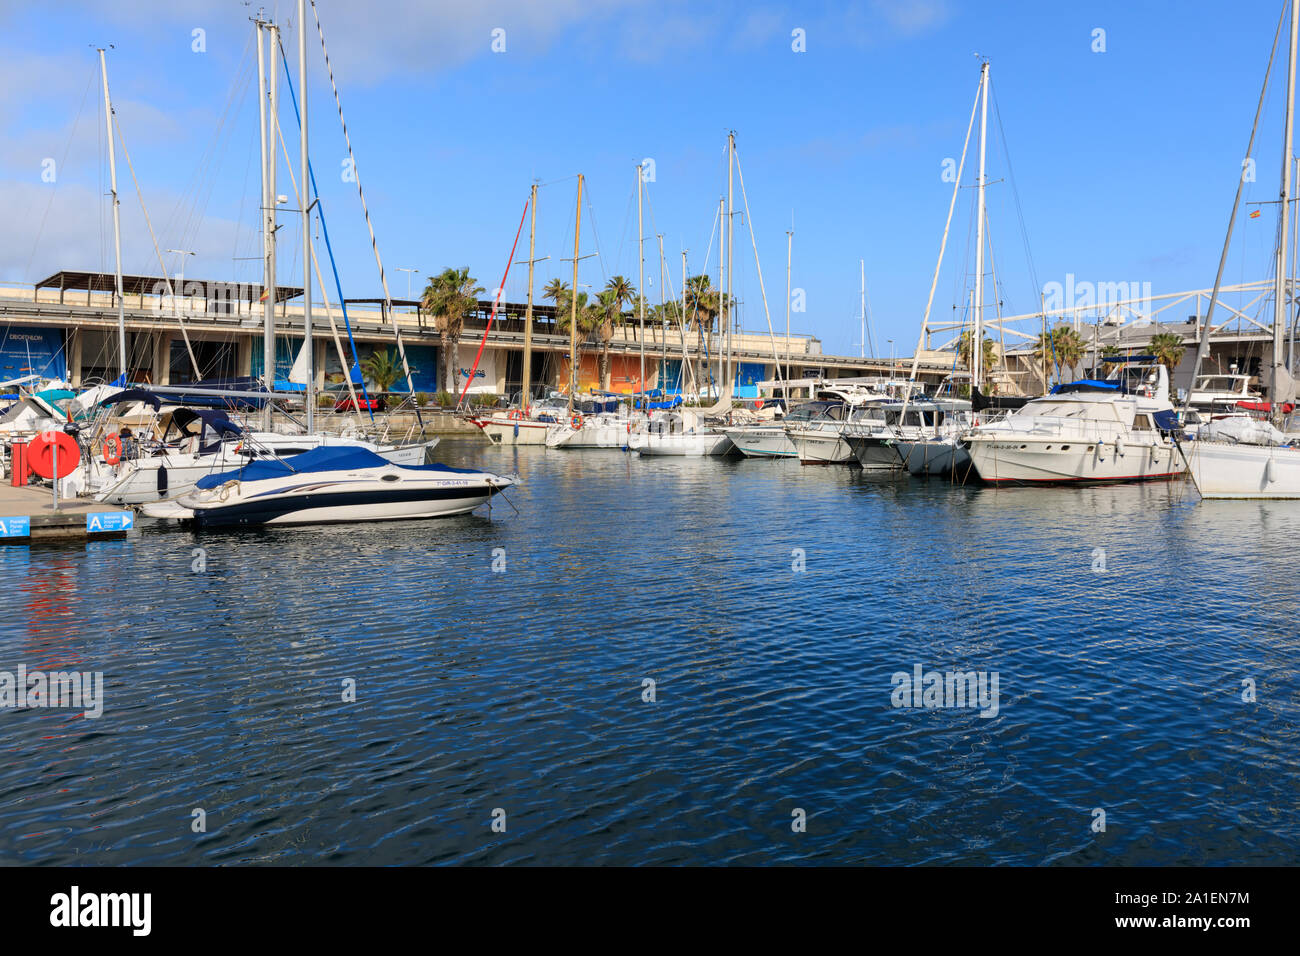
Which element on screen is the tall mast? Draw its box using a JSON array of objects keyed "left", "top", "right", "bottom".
[
  {"left": 786, "top": 228, "right": 793, "bottom": 399},
  {"left": 567, "top": 175, "right": 583, "bottom": 418},
  {"left": 859, "top": 259, "right": 866, "bottom": 359},
  {"left": 726, "top": 132, "right": 735, "bottom": 398},
  {"left": 657, "top": 233, "right": 667, "bottom": 395},
  {"left": 263, "top": 23, "right": 280, "bottom": 428},
  {"left": 972, "top": 58, "right": 990, "bottom": 389},
  {"left": 1275, "top": 0, "right": 1299, "bottom": 423},
  {"left": 637, "top": 162, "right": 646, "bottom": 404},
  {"left": 682, "top": 250, "right": 691, "bottom": 399},
  {"left": 522, "top": 182, "right": 538, "bottom": 411},
  {"left": 717, "top": 197, "right": 725, "bottom": 393},
  {"left": 299, "top": 0, "right": 314, "bottom": 433},
  {"left": 97, "top": 49, "right": 126, "bottom": 382}
]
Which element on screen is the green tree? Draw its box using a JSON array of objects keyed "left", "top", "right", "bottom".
[
  {"left": 362, "top": 348, "right": 401, "bottom": 393},
  {"left": 420, "top": 266, "right": 485, "bottom": 394},
  {"left": 958, "top": 330, "right": 998, "bottom": 382},
  {"left": 1149, "top": 331, "right": 1186, "bottom": 379},
  {"left": 1052, "top": 326, "right": 1087, "bottom": 379}
]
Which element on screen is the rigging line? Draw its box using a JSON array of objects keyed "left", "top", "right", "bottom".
[
  {"left": 458, "top": 198, "right": 529, "bottom": 409},
  {"left": 1183, "top": 0, "right": 1286, "bottom": 414},
  {"left": 733, "top": 148, "right": 786, "bottom": 382},
  {"left": 111, "top": 111, "right": 202, "bottom": 382},
  {"left": 276, "top": 34, "right": 374, "bottom": 421},
  {"left": 582, "top": 180, "right": 608, "bottom": 285},
  {"left": 309, "top": 0, "right": 421, "bottom": 423},
  {"left": 25, "top": 65, "right": 96, "bottom": 280},
  {"left": 270, "top": 95, "right": 365, "bottom": 424},
  {"left": 988, "top": 77, "right": 1041, "bottom": 302}
]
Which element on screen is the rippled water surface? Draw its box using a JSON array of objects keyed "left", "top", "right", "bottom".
[{"left": 2, "top": 437, "right": 1299, "bottom": 865}]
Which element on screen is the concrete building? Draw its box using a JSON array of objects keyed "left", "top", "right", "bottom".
[{"left": 0, "top": 269, "right": 957, "bottom": 398}]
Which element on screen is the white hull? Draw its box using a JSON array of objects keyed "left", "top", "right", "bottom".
[
  {"left": 472, "top": 415, "right": 551, "bottom": 446},
  {"left": 545, "top": 422, "right": 632, "bottom": 449},
  {"left": 967, "top": 436, "right": 1184, "bottom": 485},
  {"left": 723, "top": 426, "right": 795, "bottom": 458},
  {"left": 787, "top": 428, "right": 855, "bottom": 465},
  {"left": 630, "top": 432, "right": 733, "bottom": 456},
  {"left": 896, "top": 438, "right": 971, "bottom": 476},
  {"left": 1186, "top": 440, "right": 1300, "bottom": 498},
  {"left": 846, "top": 435, "right": 902, "bottom": 470}
]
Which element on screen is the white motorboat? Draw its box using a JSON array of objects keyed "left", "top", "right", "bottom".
[
  {"left": 141, "top": 445, "right": 514, "bottom": 527},
  {"left": 724, "top": 423, "right": 794, "bottom": 458},
  {"left": 964, "top": 361, "right": 1184, "bottom": 485},
  {"left": 1186, "top": 371, "right": 1262, "bottom": 413},
  {"left": 628, "top": 410, "right": 734, "bottom": 456}
]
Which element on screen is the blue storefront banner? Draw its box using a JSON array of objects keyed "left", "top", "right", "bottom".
[{"left": 0, "top": 326, "right": 66, "bottom": 381}]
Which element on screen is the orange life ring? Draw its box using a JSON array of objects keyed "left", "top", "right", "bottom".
[
  {"left": 102, "top": 432, "right": 123, "bottom": 465},
  {"left": 507, "top": 409, "right": 526, "bottom": 421},
  {"left": 571, "top": 413, "right": 584, "bottom": 431}
]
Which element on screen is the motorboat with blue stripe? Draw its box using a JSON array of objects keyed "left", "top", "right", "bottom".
[{"left": 140, "top": 445, "right": 516, "bottom": 527}]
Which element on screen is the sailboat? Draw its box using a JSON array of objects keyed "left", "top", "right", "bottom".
[{"left": 1185, "top": 0, "right": 1300, "bottom": 499}]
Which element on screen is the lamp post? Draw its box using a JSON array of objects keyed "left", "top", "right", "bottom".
[{"left": 167, "top": 248, "right": 196, "bottom": 315}]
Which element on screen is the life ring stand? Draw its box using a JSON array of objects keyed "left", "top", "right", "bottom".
[
  {"left": 571, "top": 413, "right": 584, "bottom": 431},
  {"left": 102, "top": 432, "right": 123, "bottom": 465}
]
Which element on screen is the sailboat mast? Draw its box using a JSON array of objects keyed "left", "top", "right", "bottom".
[
  {"left": 97, "top": 48, "right": 126, "bottom": 383},
  {"left": 522, "top": 182, "right": 537, "bottom": 412},
  {"left": 264, "top": 23, "right": 280, "bottom": 429},
  {"left": 972, "top": 59, "right": 989, "bottom": 390},
  {"left": 726, "top": 132, "right": 735, "bottom": 399},
  {"left": 568, "top": 174, "right": 583, "bottom": 418},
  {"left": 859, "top": 259, "right": 865, "bottom": 359},
  {"left": 682, "top": 250, "right": 691, "bottom": 399},
  {"left": 657, "top": 232, "right": 666, "bottom": 398},
  {"left": 1275, "top": 0, "right": 1299, "bottom": 423},
  {"left": 299, "top": 0, "right": 315, "bottom": 434},
  {"left": 785, "top": 228, "right": 793, "bottom": 400},
  {"left": 637, "top": 162, "right": 645, "bottom": 404}
]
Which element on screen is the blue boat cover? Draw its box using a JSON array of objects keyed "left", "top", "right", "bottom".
[
  {"left": 1050, "top": 379, "right": 1120, "bottom": 394},
  {"left": 194, "top": 444, "right": 482, "bottom": 489}
]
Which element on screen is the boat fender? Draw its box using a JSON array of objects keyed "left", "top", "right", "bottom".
[
  {"left": 102, "top": 432, "right": 122, "bottom": 465},
  {"left": 1266, "top": 457, "right": 1277, "bottom": 483},
  {"left": 1114, "top": 437, "right": 1125, "bottom": 455},
  {"left": 157, "top": 463, "right": 168, "bottom": 494}
]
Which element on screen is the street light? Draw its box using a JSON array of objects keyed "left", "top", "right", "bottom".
[
  {"left": 396, "top": 267, "right": 419, "bottom": 302},
  {"left": 166, "top": 248, "right": 196, "bottom": 315}
]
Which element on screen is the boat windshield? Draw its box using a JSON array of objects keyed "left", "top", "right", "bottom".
[{"left": 1193, "top": 375, "right": 1247, "bottom": 392}]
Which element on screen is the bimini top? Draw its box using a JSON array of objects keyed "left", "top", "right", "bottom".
[{"left": 194, "top": 444, "right": 485, "bottom": 489}]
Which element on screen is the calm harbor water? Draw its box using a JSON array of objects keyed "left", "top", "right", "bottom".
[{"left": 2, "top": 437, "right": 1298, "bottom": 865}]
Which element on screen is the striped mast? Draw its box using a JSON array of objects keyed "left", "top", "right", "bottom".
[{"left": 309, "top": 0, "right": 421, "bottom": 421}]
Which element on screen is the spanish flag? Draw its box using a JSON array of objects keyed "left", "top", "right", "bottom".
[
  {"left": 1250, "top": 209, "right": 1261, "bottom": 219},
  {"left": 259, "top": 288, "right": 270, "bottom": 302}
]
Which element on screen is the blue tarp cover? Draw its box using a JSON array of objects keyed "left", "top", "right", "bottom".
[
  {"left": 195, "top": 445, "right": 479, "bottom": 490},
  {"left": 1050, "top": 379, "right": 1120, "bottom": 394}
]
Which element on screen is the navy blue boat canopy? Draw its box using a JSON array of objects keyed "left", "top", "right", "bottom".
[{"left": 195, "top": 444, "right": 484, "bottom": 489}]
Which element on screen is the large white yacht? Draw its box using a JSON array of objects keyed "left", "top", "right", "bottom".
[{"left": 963, "top": 361, "right": 1185, "bottom": 485}]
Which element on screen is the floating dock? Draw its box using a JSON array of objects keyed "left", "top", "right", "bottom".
[{"left": 0, "top": 485, "right": 134, "bottom": 542}]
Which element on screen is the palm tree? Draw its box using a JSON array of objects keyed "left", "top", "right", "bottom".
[
  {"left": 958, "top": 330, "right": 997, "bottom": 382},
  {"left": 1052, "top": 326, "right": 1087, "bottom": 380},
  {"left": 421, "top": 267, "right": 485, "bottom": 394},
  {"left": 1149, "top": 331, "right": 1186, "bottom": 379},
  {"left": 685, "top": 274, "right": 719, "bottom": 390},
  {"left": 362, "top": 348, "right": 401, "bottom": 394}
]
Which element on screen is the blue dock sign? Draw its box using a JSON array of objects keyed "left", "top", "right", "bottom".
[
  {"left": 86, "top": 512, "right": 133, "bottom": 533},
  {"left": 0, "top": 516, "right": 31, "bottom": 538}
]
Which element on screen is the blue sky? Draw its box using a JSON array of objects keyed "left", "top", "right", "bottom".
[{"left": 0, "top": 0, "right": 1293, "bottom": 357}]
